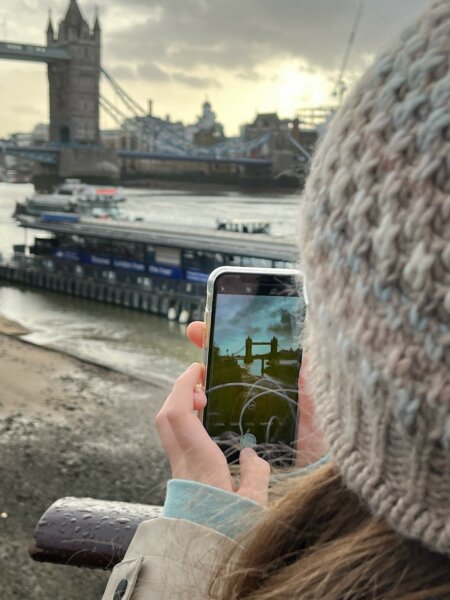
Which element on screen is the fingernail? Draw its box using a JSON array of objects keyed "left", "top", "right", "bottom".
[{"left": 188, "top": 362, "right": 198, "bottom": 370}]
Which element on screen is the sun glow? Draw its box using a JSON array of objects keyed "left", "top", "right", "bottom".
[{"left": 273, "top": 61, "right": 334, "bottom": 118}]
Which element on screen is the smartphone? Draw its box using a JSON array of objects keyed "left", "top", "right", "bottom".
[{"left": 203, "top": 267, "right": 306, "bottom": 467}]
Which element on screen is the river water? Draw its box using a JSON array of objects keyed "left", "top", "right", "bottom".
[{"left": 0, "top": 182, "right": 299, "bottom": 383}]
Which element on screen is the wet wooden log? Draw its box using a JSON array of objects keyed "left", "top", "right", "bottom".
[{"left": 29, "top": 497, "right": 163, "bottom": 570}]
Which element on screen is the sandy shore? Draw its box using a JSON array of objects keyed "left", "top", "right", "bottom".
[{"left": 0, "top": 318, "right": 172, "bottom": 600}]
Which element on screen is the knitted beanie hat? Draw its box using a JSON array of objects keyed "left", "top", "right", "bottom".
[{"left": 299, "top": 1, "right": 450, "bottom": 555}]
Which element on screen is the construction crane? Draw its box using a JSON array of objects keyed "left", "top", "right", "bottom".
[{"left": 332, "top": 0, "right": 365, "bottom": 104}]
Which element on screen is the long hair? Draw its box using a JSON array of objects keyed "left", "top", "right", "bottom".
[{"left": 212, "top": 463, "right": 450, "bottom": 599}]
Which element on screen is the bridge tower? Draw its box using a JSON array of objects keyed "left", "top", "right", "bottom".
[
  {"left": 270, "top": 336, "right": 278, "bottom": 357},
  {"left": 244, "top": 337, "right": 253, "bottom": 364},
  {"left": 33, "top": 0, "right": 118, "bottom": 187},
  {"left": 47, "top": 0, "right": 100, "bottom": 144}
]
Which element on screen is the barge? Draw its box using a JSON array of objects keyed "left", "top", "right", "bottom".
[{"left": 0, "top": 215, "right": 297, "bottom": 322}]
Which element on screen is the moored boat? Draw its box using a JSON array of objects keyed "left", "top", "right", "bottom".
[
  {"left": 216, "top": 218, "right": 271, "bottom": 234},
  {"left": 13, "top": 179, "right": 128, "bottom": 221},
  {"left": 0, "top": 214, "right": 297, "bottom": 322}
]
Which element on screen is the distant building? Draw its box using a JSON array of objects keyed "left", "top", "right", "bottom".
[
  {"left": 101, "top": 100, "right": 225, "bottom": 153},
  {"left": 296, "top": 106, "right": 336, "bottom": 132},
  {"left": 185, "top": 101, "right": 225, "bottom": 147},
  {"left": 120, "top": 114, "right": 186, "bottom": 153},
  {"left": 47, "top": 0, "right": 101, "bottom": 144},
  {"left": 7, "top": 123, "right": 49, "bottom": 147},
  {"left": 242, "top": 112, "right": 285, "bottom": 138},
  {"left": 31, "top": 123, "right": 49, "bottom": 145},
  {"left": 10, "top": 132, "right": 32, "bottom": 147},
  {"left": 242, "top": 112, "right": 318, "bottom": 157},
  {"left": 101, "top": 128, "right": 123, "bottom": 151}
]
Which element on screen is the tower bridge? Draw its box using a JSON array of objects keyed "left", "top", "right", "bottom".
[
  {"left": 0, "top": 41, "right": 71, "bottom": 63},
  {"left": 0, "top": 143, "right": 59, "bottom": 165},
  {"left": 224, "top": 337, "right": 280, "bottom": 378},
  {"left": 0, "top": 0, "right": 279, "bottom": 187},
  {"left": 244, "top": 336, "right": 279, "bottom": 364}
]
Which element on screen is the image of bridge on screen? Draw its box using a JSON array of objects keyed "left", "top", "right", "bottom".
[{"left": 204, "top": 293, "right": 303, "bottom": 465}]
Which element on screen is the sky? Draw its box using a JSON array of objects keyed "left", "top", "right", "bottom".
[
  {"left": 0, "top": 0, "right": 428, "bottom": 137},
  {"left": 213, "top": 294, "right": 301, "bottom": 356}
]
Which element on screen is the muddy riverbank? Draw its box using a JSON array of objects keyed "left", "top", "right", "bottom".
[{"left": 0, "top": 323, "right": 172, "bottom": 599}]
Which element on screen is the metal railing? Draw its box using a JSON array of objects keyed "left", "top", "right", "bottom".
[{"left": 29, "top": 497, "right": 162, "bottom": 569}]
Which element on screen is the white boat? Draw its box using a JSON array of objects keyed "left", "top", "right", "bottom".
[
  {"left": 13, "top": 179, "right": 128, "bottom": 221},
  {"left": 216, "top": 218, "right": 271, "bottom": 234}
]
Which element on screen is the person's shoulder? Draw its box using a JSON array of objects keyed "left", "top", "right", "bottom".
[{"left": 102, "top": 517, "right": 239, "bottom": 600}]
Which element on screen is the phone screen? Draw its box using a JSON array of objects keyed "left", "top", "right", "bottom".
[{"left": 204, "top": 271, "right": 305, "bottom": 466}]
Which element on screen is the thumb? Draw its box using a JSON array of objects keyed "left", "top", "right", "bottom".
[{"left": 237, "top": 448, "right": 271, "bottom": 506}]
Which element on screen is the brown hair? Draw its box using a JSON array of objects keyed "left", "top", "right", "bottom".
[{"left": 212, "top": 463, "right": 450, "bottom": 599}]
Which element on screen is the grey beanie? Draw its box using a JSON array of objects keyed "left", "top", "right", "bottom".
[{"left": 300, "top": 1, "right": 450, "bottom": 555}]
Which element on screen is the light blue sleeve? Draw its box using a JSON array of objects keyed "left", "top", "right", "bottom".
[
  {"left": 163, "top": 454, "right": 332, "bottom": 539},
  {"left": 163, "top": 479, "right": 263, "bottom": 539}
]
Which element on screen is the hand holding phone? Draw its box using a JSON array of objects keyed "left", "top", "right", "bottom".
[
  {"left": 155, "top": 362, "right": 271, "bottom": 505},
  {"left": 187, "top": 320, "right": 328, "bottom": 469}
]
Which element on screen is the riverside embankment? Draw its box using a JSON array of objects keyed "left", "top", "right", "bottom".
[{"left": 0, "top": 316, "right": 172, "bottom": 600}]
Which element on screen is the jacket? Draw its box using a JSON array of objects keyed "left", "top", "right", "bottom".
[
  {"left": 101, "top": 516, "right": 239, "bottom": 600},
  {"left": 102, "top": 457, "right": 331, "bottom": 598}
]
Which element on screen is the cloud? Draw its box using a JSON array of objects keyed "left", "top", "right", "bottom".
[
  {"left": 1, "top": 0, "right": 428, "bottom": 82},
  {"left": 9, "top": 104, "right": 42, "bottom": 115},
  {"left": 237, "top": 70, "right": 262, "bottom": 82},
  {"left": 269, "top": 308, "right": 297, "bottom": 336},
  {"left": 99, "top": 0, "right": 427, "bottom": 75},
  {"left": 1, "top": 0, "right": 428, "bottom": 70},
  {"left": 171, "top": 71, "right": 221, "bottom": 89},
  {"left": 137, "top": 63, "right": 171, "bottom": 82},
  {"left": 214, "top": 295, "right": 299, "bottom": 352},
  {"left": 111, "top": 62, "right": 219, "bottom": 87},
  {"left": 109, "top": 64, "right": 136, "bottom": 81},
  {"left": 0, "top": 0, "right": 430, "bottom": 136},
  {"left": 164, "top": 44, "right": 245, "bottom": 71}
]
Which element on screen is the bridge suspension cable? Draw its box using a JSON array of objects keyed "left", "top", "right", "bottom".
[
  {"left": 333, "top": 0, "right": 365, "bottom": 103},
  {"left": 100, "top": 94, "right": 161, "bottom": 152},
  {"left": 100, "top": 68, "right": 273, "bottom": 160},
  {"left": 230, "top": 345, "right": 246, "bottom": 356},
  {"left": 102, "top": 68, "right": 146, "bottom": 117}
]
